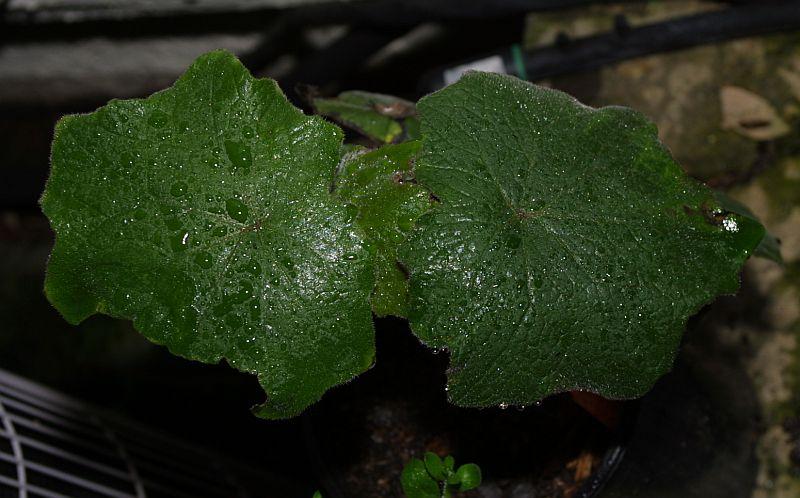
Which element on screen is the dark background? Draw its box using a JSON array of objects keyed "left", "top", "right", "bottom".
[{"left": 1, "top": 1, "right": 799, "bottom": 497}]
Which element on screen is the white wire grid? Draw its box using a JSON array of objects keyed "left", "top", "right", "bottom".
[{"left": 0, "top": 368, "right": 285, "bottom": 498}]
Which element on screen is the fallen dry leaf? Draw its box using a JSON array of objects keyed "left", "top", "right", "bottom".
[
  {"left": 566, "top": 451, "right": 595, "bottom": 483},
  {"left": 779, "top": 68, "right": 800, "bottom": 102},
  {"left": 720, "top": 85, "right": 790, "bottom": 140}
]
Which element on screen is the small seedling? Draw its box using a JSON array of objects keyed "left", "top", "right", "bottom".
[{"left": 401, "top": 452, "right": 482, "bottom": 498}]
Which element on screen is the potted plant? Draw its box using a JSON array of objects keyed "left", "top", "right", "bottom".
[{"left": 39, "top": 50, "right": 774, "bottom": 496}]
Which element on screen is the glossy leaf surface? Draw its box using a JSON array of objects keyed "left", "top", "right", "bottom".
[
  {"left": 455, "top": 463, "right": 482, "bottom": 491},
  {"left": 333, "top": 141, "right": 431, "bottom": 316},
  {"left": 401, "top": 458, "right": 440, "bottom": 498},
  {"left": 713, "top": 190, "right": 782, "bottom": 264},
  {"left": 42, "top": 51, "right": 376, "bottom": 418}
]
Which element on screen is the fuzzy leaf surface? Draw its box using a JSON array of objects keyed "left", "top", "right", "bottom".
[{"left": 399, "top": 72, "right": 764, "bottom": 407}]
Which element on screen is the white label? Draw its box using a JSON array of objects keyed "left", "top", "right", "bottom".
[{"left": 443, "top": 55, "right": 506, "bottom": 85}]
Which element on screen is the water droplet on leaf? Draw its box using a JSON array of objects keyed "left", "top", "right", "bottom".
[
  {"left": 195, "top": 251, "right": 213, "bottom": 269},
  {"left": 170, "top": 231, "right": 190, "bottom": 252},
  {"left": 224, "top": 139, "right": 252, "bottom": 172},
  {"left": 226, "top": 198, "right": 249, "bottom": 223},
  {"left": 170, "top": 181, "right": 188, "bottom": 197}
]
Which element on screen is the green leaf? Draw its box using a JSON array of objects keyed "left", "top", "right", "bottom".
[
  {"left": 454, "top": 463, "right": 482, "bottom": 491},
  {"left": 423, "top": 451, "right": 446, "bottom": 481},
  {"left": 312, "top": 492, "right": 323, "bottom": 498},
  {"left": 713, "top": 190, "right": 782, "bottom": 264},
  {"left": 333, "top": 141, "right": 431, "bottom": 316},
  {"left": 754, "top": 231, "right": 782, "bottom": 264},
  {"left": 41, "top": 50, "right": 376, "bottom": 419},
  {"left": 399, "top": 72, "right": 764, "bottom": 408},
  {"left": 401, "top": 458, "right": 441, "bottom": 498},
  {"left": 443, "top": 455, "right": 454, "bottom": 472},
  {"left": 313, "top": 91, "right": 420, "bottom": 144}
]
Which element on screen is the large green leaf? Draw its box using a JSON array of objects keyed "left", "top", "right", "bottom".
[
  {"left": 399, "top": 72, "right": 764, "bottom": 408},
  {"left": 333, "top": 141, "right": 431, "bottom": 316},
  {"left": 41, "top": 50, "right": 376, "bottom": 418}
]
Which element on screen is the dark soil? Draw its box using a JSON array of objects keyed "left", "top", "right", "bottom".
[{"left": 307, "top": 316, "right": 618, "bottom": 498}]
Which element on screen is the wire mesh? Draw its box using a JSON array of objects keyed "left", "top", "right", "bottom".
[{"left": 0, "top": 368, "right": 286, "bottom": 498}]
